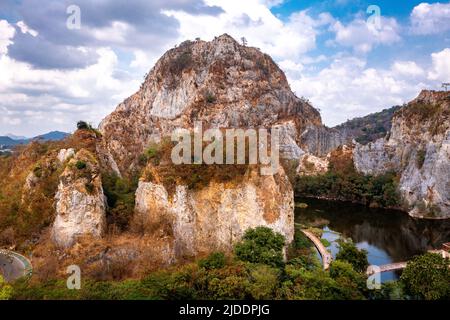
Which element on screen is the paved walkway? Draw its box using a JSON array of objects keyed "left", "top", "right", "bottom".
[
  {"left": 301, "top": 229, "right": 332, "bottom": 270},
  {"left": 0, "top": 249, "right": 32, "bottom": 282}
]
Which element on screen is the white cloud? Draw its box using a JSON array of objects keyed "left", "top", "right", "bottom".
[
  {"left": 0, "top": 46, "right": 140, "bottom": 136},
  {"left": 0, "top": 20, "right": 15, "bottom": 55},
  {"left": 164, "top": 0, "right": 331, "bottom": 61},
  {"left": 287, "top": 56, "right": 430, "bottom": 126},
  {"left": 410, "top": 2, "right": 450, "bottom": 35},
  {"left": 392, "top": 61, "right": 425, "bottom": 77},
  {"left": 90, "top": 21, "right": 133, "bottom": 45},
  {"left": 330, "top": 16, "right": 401, "bottom": 53},
  {"left": 428, "top": 48, "right": 450, "bottom": 82}
]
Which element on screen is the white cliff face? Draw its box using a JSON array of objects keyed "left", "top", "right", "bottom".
[
  {"left": 273, "top": 120, "right": 305, "bottom": 160},
  {"left": 135, "top": 167, "right": 294, "bottom": 260},
  {"left": 52, "top": 149, "right": 106, "bottom": 247},
  {"left": 297, "top": 153, "right": 329, "bottom": 176},
  {"left": 57, "top": 148, "right": 75, "bottom": 163},
  {"left": 353, "top": 90, "right": 450, "bottom": 218}
]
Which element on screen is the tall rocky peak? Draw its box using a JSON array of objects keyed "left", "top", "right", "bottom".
[{"left": 99, "top": 34, "right": 323, "bottom": 174}]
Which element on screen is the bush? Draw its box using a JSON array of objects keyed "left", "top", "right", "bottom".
[
  {"left": 400, "top": 253, "right": 450, "bottom": 300},
  {"left": 247, "top": 264, "right": 279, "bottom": 299},
  {"left": 335, "top": 241, "right": 368, "bottom": 273},
  {"left": 0, "top": 275, "right": 13, "bottom": 300},
  {"left": 75, "top": 160, "right": 87, "bottom": 170},
  {"left": 205, "top": 91, "right": 216, "bottom": 104},
  {"left": 198, "top": 252, "right": 226, "bottom": 270},
  {"left": 77, "top": 121, "right": 90, "bottom": 130},
  {"left": 102, "top": 173, "right": 139, "bottom": 231},
  {"left": 234, "top": 227, "right": 285, "bottom": 267},
  {"left": 321, "top": 238, "right": 331, "bottom": 247},
  {"left": 329, "top": 260, "right": 367, "bottom": 297}
]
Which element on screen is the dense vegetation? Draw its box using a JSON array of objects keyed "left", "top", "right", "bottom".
[
  {"left": 102, "top": 173, "right": 139, "bottom": 233},
  {"left": 8, "top": 226, "right": 447, "bottom": 300},
  {"left": 295, "top": 149, "right": 400, "bottom": 208}
]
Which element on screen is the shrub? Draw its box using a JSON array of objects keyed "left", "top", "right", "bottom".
[
  {"left": 234, "top": 227, "right": 285, "bottom": 267},
  {"left": 335, "top": 241, "right": 368, "bottom": 273},
  {"left": 321, "top": 238, "right": 331, "bottom": 247},
  {"left": 77, "top": 121, "right": 90, "bottom": 130},
  {"left": 198, "top": 252, "right": 226, "bottom": 270},
  {"left": 75, "top": 160, "right": 87, "bottom": 170},
  {"left": 205, "top": 91, "right": 216, "bottom": 104},
  {"left": 400, "top": 253, "right": 450, "bottom": 300},
  {"left": 329, "top": 260, "right": 367, "bottom": 296},
  {"left": 0, "top": 275, "right": 13, "bottom": 300},
  {"left": 247, "top": 264, "right": 279, "bottom": 299},
  {"left": 33, "top": 165, "right": 42, "bottom": 178},
  {"left": 102, "top": 173, "right": 139, "bottom": 231}
]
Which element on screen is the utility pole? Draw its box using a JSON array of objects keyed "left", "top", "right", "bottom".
[
  {"left": 442, "top": 83, "right": 450, "bottom": 91},
  {"left": 241, "top": 37, "right": 247, "bottom": 46}
]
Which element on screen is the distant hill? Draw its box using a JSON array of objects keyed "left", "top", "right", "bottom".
[
  {"left": 333, "top": 105, "right": 401, "bottom": 145},
  {"left": 5, "top": 133, "right": 27, "bottom": 140},
  {"left": 34, "top": 131, "right": 70, "bottom": 141},
  {"left": 0, "top": 131, "right": 70, "bottom": 149},
  {"left": 0, "top": 136, "right": 20, "bottom": 146}
]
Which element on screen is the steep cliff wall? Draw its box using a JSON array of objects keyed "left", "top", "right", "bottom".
[
  {"left": 52, "top": 148, "right": 107, "bottom": 247},
  {"left": 134, "top": 165, "right": 294, "bottom": 260},
  {"left": 354, "top": 90, "right": 450, "bottom": 218}
]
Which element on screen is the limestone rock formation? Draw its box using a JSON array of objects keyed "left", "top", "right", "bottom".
[
  {"left": 99, "top": 34, "right": 324, "bottom": 174},
  {"left": 57, "top": 148, "right": 75, "bottom": 163},
  {"left": 353, "top": 90, "right": 450, "bottom": 218},
  {"left": 134, "top": 165, "right": 294, "bottom": 260},
  {"left": 297, "top": 153, "right": 329, "bottom": 176},
  {"left": 52, "top": 149, "right": 107, "bottom": 247},
  {"left": 300, "top": 124, "right": 347, "bottom": 157}
]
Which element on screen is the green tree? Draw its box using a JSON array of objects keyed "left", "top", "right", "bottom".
[
  {"left": 400, "top": 253, "right": 450, "bottom": 300},
  {"left": 0, "top": 275, "right": 13, "bottom": 300},
  {"left": 234, "top": 227, "right": 285, "bottom": 267},
  {"left": 335, "top": 241, "right": 369, "bottom": 273}
]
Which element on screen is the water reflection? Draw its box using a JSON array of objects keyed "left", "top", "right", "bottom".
[{"left": 295, "top": 197, "right": 450, "bottom": 281}]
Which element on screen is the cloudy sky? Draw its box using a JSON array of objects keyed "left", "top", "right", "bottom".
[{"left": 0, "top": 0, "right": 450, "bottom": 136}]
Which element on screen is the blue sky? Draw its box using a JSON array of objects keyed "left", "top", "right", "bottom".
[{"left": 0, "top": 0, "right": 449, "bottom": 136}]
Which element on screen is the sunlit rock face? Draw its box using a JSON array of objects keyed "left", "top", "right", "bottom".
[
  {"left": 134, "top": 166, "right": 294, "bottom": 261},
  {"left": 99, "top": 34, "right": 326, "bottom": 175},
  {"left": 354, "top": 90, "right": 450, "bottom": 218},
  {"left": 52, "top": 149, "right": 106, "bottom": 247}
]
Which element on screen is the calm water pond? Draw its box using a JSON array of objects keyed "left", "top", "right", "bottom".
[{"left": 295, "top": 197, "right": 450, "bottom": 282}]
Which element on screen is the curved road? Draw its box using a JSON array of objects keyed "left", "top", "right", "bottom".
[{"left": 0, "top": 250, "right": 32, "bottom": 282}]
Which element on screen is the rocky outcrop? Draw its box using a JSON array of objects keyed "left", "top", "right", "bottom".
[
  {"left": 300, "top": 124, "right": 347, "bottom": 157},
  {"left": 99, "top": 34, "right": 323, "bottom": 174},
  {"left": 57, "top": 148, "right": 75, "bottom": 163},
  {"left": 297, "top": 153, "right": 329, "bottom": 176},
  {"left": 52, "top": 149, "right": 107, "bottom": 247},
  {"left": 353, "top": 90, "right": 450, "bottom": 218},
  {"left": 134, "top": 165, "right": 294, "bottom": 260}
]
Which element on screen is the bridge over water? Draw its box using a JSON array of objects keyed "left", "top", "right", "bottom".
[{"left": 300, "top": 229, "right": 448, "bottom": 275}]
